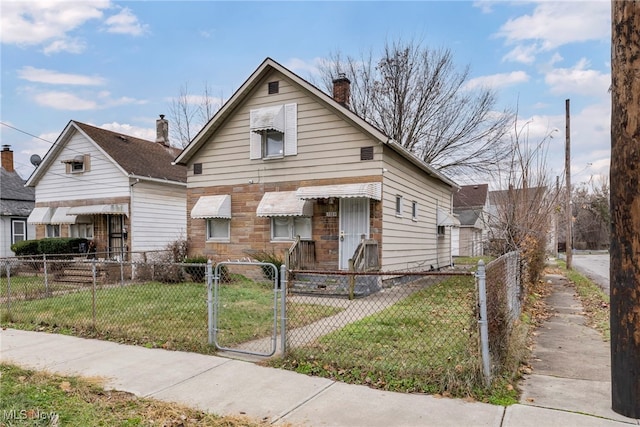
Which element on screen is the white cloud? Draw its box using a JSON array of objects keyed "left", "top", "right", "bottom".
[
  {"left": 43, "top": 37, "right": 87, "bottom": 55},
  {"left": 99, "top": 122, "right": 155, "bottom": 141},
  {"left": 18, "top": 66, "right": 106, "bottom": 86},
  {"left": 497, "top": 1, "right": 610, "bottom": 49},
  {"left": 502, "top": 44, "right": 539, "bottom": 65},
  {"left": 285, "top": 57, "right": 324, "bottom": 78},
  {"left": 465, "top": 71, "right": 530, "bottom": 90},
  {"left": 34, "top": 91, "right": 98, "bottom": 110},
  {"left": 0, "top": 0, "right": 110, "bottom": 53},
  {"left": 545, "top": 59, "right": 611, "bottom": 97},
  {"left": 104, "top": 7, "right": 148, "bottom": 36}
]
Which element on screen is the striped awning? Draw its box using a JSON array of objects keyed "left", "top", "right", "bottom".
[
  {"left": 256, "top": 191, "right": 313, "bottom": 217},
  {"left": 191, "top": 195, "right": 231, "bottom": 219},
  {"left": 50, "top": 207, "right": 77, "bottom": 224},
  {"left": 68, "top": 203, "right": 129, "bottom": 216},
  {"left": 296, "top": 182, "right": 382, "bottom": 201},
  {"left": 27, "top": 207, "right": 53, "bottom": 224}
]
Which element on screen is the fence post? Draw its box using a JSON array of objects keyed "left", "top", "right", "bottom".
[
  {"left": 5, "top": 261, "right": 11, "bottom": 319},
  {"left": 280, "top": 264, "right": 287, "bottom": 356},
  {"left": 476, "top": 259, "right": 491, "bottom": 387},
  {"left": 43, "top": 253, "right": 49, "bottom": 296},
  {"left": 207, "top": 260, "right": 214, "bottom": 345},
  {"left": 92, "top": 259, "right": 97, "bottom": 327},
  {"left": 120, "top": 257, "right": 124, "bottom": 286}
]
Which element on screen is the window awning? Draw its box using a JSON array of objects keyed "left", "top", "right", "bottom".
[
  {"left": 437, "top": 207, "right": 460, "bottom": 227},
  {"left": 50, "top": 207, "right": 77, "bottom": 224},
  {"left": 296, "top": 182, "right": 382, "bottom": 201},
  {"left": 68, "top": 204, "right": 129, "bottom": 216},
  {"left": 27, "top": 207, "right": 53, "bottom": 224},
  {"left": 256, "top": 191, "right": 313, "bottom": 217},
  {"left": 250, "top": 105, "right": 285, "bottom": 132},
  {"left": 191, "top": 195, "right": 231, "bottom": 219}
]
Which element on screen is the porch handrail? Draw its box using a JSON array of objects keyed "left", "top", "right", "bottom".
[
  {"left": 350, "top": 235, "right": 380, "bottom": 272},
  {"left": 287, "top": 236, "right": 316, "bottom": 270}
]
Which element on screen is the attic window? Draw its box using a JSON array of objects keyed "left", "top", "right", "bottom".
[
  {"left": 62, "top": 154, "right": 90, "bottom": 174},
  {"left": 268, "top": 81, "right": 279, "bottom": 94},
  {"left": 361, "top": 146, "right": 374, "bottom": 161},
  {"left": 193, "top": 163, "right": 203, "bottom": 175}
]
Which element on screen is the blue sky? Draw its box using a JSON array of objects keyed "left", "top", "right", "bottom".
[{"left": 1, "top": 1, "right": 611, "bottom": 187}]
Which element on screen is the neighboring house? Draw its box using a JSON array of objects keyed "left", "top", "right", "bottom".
[
  {"left": 1, "top": 145, "right": 35, "bottom": 257},
  {"left": 174, "top": 58, "right": 459, "bottom": 271},
  {"left": 25, "top": 117, "right": 187, "bottom": 260},
  {"left": 452, "top": 184, "right": 489, "bottom": 257}
]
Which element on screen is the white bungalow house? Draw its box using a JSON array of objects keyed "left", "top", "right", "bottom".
[
  {"left": 453, "top": 184, "right": 489, "bottom": 257},
  {"left": 174, "top": 58, "right": 459, "bottom": 271},
  {"left": 25, "top": 117, "right": 187, "bottom": 260}
]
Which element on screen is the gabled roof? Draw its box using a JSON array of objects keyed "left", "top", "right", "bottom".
[
  {"left": 1, "top": 167, "right": 34, "bottom": 216},
  {"left": 453, "top": 184, "right": 488, "bottom": 209},
  {"left": 488, "top": 186, "right": 548, "bottom": 206},
  {"left": 174, "top": 57, "right": 458, "bottom": 189},
  {"left": 27, "top": 121, "right": 186, "bottom": 186}
]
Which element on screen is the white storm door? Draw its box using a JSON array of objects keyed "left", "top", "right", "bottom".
[{"left": 339, "top": 198, "right": 370, "bottom": 270}]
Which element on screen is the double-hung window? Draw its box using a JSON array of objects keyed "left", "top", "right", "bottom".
[
  {"left": 249, "top": 103, "right": 297, "bottom": 160},
  {"left": 11, "top": 219, "right": 26, "bottom": 244},
  {"left": 271, "top": 216, "right": 311, "bottom": 241},
  {"left": 206, "top": 218, "right": 230, "bottom": 241},
  {"left": 46, "top": 224, "right": 60, "bottom": 238}
]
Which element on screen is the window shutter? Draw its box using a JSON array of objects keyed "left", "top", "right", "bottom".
[
  {"left": 65, "top": 163, "right": 71, "bottom": 174},
  {"left": 284, "top": 103, "right": 297, "bottom": 156},
  {"left": 83, "top": 154, "right": 91, "bottom": 172},
  {"left": 249, "top": 109, "right": 262, "bottom": 159}
]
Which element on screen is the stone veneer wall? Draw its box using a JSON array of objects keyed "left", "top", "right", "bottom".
[{"left": 188, "top": 176, "right": 382, "bottom": 269}]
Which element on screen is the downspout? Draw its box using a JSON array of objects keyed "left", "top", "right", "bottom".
[
  {"left": 435, "top": 199, "right": 440, "bottom": 270},
  {"left": 129, "top": 177, "right": 139, "bottom": 257}
]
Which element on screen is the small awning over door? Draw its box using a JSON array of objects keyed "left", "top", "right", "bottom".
[
  {"left": 437, "top": 207, "right": 460, "bottom": 227},
  {"left": 296, "top": 182, "right": 382, "bottom": 201},
  {"left": 191, "top": 195, "right": 231, "bottom": 219},
  {"left": 256, "top": 191, "right": 313, "bottom": 217},
  {"left": 27, "top": 207, "right": 53, "bottom": 224},
  {"left": 68, "top": 203, "right": 129, "bottom": 216},
  {"left": 50, "top": 207, "right": 77, "bottom": 224}
]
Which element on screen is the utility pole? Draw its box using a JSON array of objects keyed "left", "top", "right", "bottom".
[
  {"left": 565, "top": 99, "right": 572, "bottom": 270},
  {"left": 610, "top": 0, "right": 640, "bottom": 418}
]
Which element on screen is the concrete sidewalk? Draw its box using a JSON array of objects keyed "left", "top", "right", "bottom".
[{"left": 2, "top": 264, "right": 639, "bottom": 426}]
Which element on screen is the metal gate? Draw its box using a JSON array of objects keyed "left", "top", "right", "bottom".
[{"left": 208, "top": 261, "right": 285, "bottom": 357}]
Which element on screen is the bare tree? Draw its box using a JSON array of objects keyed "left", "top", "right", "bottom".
[
  {"left": 610, "top": 0, "right": 640, "bottom": 418},
  {"left": 318, "top": 39, "right": 514, "bottom": 176},
  {"left": 570, "top": 178, "right": 610, "bottom": 250},
  {"left": 486, "top": 117, "right": 561, "bottom": 283},
  {"left": 168, "top": 82, "right": 224, "bottom": 148}
]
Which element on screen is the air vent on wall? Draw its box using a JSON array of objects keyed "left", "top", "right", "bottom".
[{"left": 360, "top": 146, "right": 374, "bottom": 161}]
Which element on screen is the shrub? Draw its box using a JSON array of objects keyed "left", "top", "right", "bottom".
[
  {"left": 184, "top": 256, "right": 208, "bottom": 282},
  {"left": 11, "top": 239, "right": 40, "bottom": 256}
]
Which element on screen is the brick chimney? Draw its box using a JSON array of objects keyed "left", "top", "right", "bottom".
[
  {"left": 1, "top": 145, "right": 14, "bottom": 172},
  {"left": 155, "top": 114, "right": 169, "bottom": 146},
  {"left": 332, "top": 73, "right": 351, "bottom": 108}
]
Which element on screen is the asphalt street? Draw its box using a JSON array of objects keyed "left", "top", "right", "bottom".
[{"left": 569, "top": 251, "right": 610, "bottom": 293}]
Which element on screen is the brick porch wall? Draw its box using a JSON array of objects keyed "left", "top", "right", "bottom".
[{"left": 187, "top": 176, "right": 382, "bottom": 269}]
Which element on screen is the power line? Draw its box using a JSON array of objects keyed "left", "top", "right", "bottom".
[{"left": 0, "top": 121, "right": 56, "bottom": 145}]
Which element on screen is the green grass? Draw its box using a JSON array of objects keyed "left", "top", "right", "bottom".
[
  {"left": 271, "top": 276, "right": 485, "bottom": 397},
  {"left": 1, "top": 277, "right": 341, "bottom": 354},
  {"left": 0, "top": 363, "right": 285, "bottom": 427}
]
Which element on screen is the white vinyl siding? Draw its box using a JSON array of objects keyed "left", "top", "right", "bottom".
[
  {"left": 188, "top": 71, "right": 384, "bottom": 187},
  {"left": 35, "top": 132, "right": 129, "bottom": 202},
  {"left": 130, "top": 181, "right": 187, "bottom": 253},
  {"left": 381, "top": 146, "right": 454, "bottom": 271}
]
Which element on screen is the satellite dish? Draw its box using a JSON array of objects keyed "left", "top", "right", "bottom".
[{"left": 30, "top": 154, "right": 42, "bottom": 167}]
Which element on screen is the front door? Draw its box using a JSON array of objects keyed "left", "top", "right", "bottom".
[
  {"left": 108, "top": 215, "right": 125, "bottom": 260},
  {"left": 339, "top": 198, "right": 370, "bottom": 270}
]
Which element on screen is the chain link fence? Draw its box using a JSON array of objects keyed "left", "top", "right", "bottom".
[
  {"left": 0, "top": 255, "right": 213, "bottom": 354},
  {"left": 281, "top": 269, "right": 480, "bottom": 395},
  {"left": 1, "top": 252, "right": 528, "bottom": 395}
]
